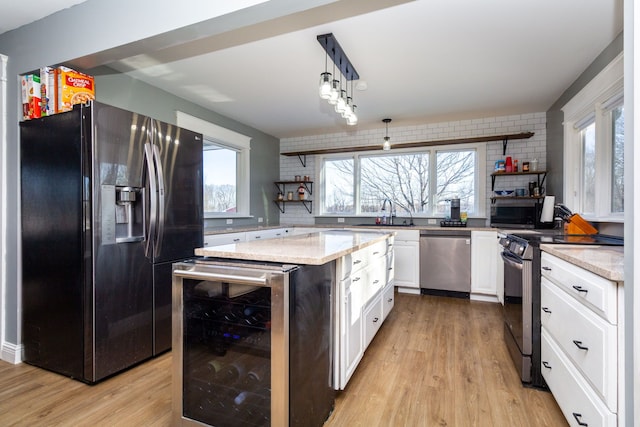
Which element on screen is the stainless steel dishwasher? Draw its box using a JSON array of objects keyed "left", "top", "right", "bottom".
[{"left": 419, "top": 229, "right": 471, "bottom": 298}]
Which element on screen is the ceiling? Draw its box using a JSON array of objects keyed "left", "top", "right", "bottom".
[{"left": 1, "top": 0, "right": 624, "bottom": 139}]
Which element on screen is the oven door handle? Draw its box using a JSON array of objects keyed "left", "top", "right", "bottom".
[{"left": 501, "top": 251, "right": 524, "bottom": 269}]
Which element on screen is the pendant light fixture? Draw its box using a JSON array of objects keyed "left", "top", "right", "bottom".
[
  {"left": 317, "top": 33, "right": 360, "bottom": 125},
  {"left": 382, "top": 118, "right": 392, "bottom": 151}
]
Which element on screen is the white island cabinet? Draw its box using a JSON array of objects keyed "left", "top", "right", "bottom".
[
  {"left": 334, "top": 235, "right": 394, "bottom": 390},
  {"left": 540, "top": 249, "right": 624, "bottom": 427}
]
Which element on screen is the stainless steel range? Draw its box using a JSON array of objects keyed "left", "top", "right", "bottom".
[{"left": 499, "top": 231, "right": 623, "bottom": 388}]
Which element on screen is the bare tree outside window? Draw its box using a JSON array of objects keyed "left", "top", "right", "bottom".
[
  {"left": 322, "top": 148, "right": 477, "bottom": 216},
  {"left": 611, "top": 105, "right": 624, "bottom": 213},
  {"left": 203, "top": 144, "right": 237, "bottom": 214},
  {"left": 581, "top": 123, "right": 596, "bottom": 214},
  {"left": 324, "top": 158, "right": 354, "bottom": 213}
]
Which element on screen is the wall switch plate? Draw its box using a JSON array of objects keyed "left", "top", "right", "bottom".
[
  {"left": 226, "top": 219, "right": 233, "bottom": 224},
  {"left": 258, "top": 217, "right": 263, "bottom": 223},
  {"left": 428, "top": 218, "right": 436, "bottom": 224},
  {"left": 337, "top": 217, "right": 345, "bottom": 223}
]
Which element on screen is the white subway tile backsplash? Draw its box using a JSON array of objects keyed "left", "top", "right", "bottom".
[{"left": 279, "top": 112, "right": 547, "bottom": 224}]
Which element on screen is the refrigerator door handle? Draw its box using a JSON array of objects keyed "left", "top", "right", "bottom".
[
  {"left": 144, "top": 142, "right": 157, "bottom": 258},
  {"left": 152, "top": 142, "right": 165, "bottom": 255}
]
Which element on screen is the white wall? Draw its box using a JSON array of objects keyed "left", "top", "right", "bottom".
[{"left": 280, "top": 112, "right": 547, "bottom": 225}]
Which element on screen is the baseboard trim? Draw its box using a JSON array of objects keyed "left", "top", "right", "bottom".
[
  {"left": 1, "top": 341, "right": 23, "bottom": 364},
  {"left": 470, "top": 293, "right": 499, "bottom": 303}
]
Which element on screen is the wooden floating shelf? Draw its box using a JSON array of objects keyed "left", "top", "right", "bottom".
[{"left": 281, "top": 132, "right": 534, "bottom": 158}]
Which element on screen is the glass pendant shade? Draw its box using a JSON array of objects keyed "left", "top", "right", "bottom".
[
  {"left": 341, "top": 97, "right": 353, "bottom": 118},
  {"left": 383, "top": 137, "right": 391, "bottom": 151},
  {"left": 347, "top": 105, "right": 358, "bottom": 125},
  {"left": 335, "top": 90, "right": 347, "bottom": 113},
  {"left": 319, "top": 72, "right": 332, "bottom": 99},
  {"left": 328, "top": 80, "right": 340, "bottom": 105}
]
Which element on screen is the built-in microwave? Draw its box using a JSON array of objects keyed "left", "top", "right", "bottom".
[{"left": 490, "top": 204, "right": 552, "bottom": 229}]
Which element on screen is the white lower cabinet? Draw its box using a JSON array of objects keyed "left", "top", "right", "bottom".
[
  {"left": 470, "top": 230, "right": 499, "bottom": 301},
  {"left": 540, "top": 251, "right": 623, "bottom": 426},
  {"left": 393, "top": 230, "right": 420, "bottom": 294},
  {"left": 334, "top": 235, "right": 394, "bottom": 390}
]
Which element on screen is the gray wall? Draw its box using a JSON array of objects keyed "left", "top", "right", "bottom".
[{"left": 93, "top": 68, "right": 281, "bottom": 229}]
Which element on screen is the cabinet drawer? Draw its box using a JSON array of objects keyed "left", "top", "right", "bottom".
[
  {"left": 541, "top": 329, "right": 616, "bottom": 427},
  {"left": 541, "top": 252, "right": 617, "bottom": 323},
  {"left": 363, "top": 295, "right": 383, "bottom": 348},
  {"left": 541, "top": 278, "right": 617, "bottom": 409},
  {"left": 382, "top": 282, "right": 394, "bottom": 320}
]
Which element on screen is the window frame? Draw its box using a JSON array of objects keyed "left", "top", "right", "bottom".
[
  {"left": 317, "top": 143, "right": 486, "bottom": 218},
  {"left": 562, "top": 53, "right": 623, "bottom": 222},
  {"left": 176, "top": 111, "right": 251, "bottom": 218}
]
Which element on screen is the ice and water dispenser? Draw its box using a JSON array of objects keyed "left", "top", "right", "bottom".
[{"left": 101, "top": 184, "right": 145, "bottom": 244}]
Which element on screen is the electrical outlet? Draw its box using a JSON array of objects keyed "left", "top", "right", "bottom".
[
  {"left": 337, "top": 217, "right": 345, "bottom": 223},
  {"left": 427, "top": 218, "right": 436, "bottom": 225},
  {"left": 226, "top": 219, "right": 233, "bottom": 225},
  {"left": 258, "top": 217, "right": 263, "bottom": 223}
]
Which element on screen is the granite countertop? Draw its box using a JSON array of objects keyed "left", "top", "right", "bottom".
[
  {"left": 204, "top": 224, "right": 491, "bottom": 235},
  {"left": 540, "top": 244, "right": 624, "bottom": 282},
  {"left": 196, "top": 230, "right": 392, "bottom": 265}
]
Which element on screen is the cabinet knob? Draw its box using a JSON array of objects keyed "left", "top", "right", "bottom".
[
  {"left": 387, "top": 298, "right": 393, "bottom": 303},
  {"left": 373, "top": 317, "right": 379, "bottom": 323}
]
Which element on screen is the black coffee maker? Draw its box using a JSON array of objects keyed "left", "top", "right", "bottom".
[{"left": 450, "top": 198, "right": 461, "bottom": 221}]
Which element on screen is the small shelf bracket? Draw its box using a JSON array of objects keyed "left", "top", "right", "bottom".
[
  {"left": 296, "top": 154, "right": 307, "bottom": 168},
  {"left": 502, "top": 138, "right": 508, "bottom": 155}
]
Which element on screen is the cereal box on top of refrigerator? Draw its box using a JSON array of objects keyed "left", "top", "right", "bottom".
[
  {"left": 56, "top": 66, "right": 95, "bottom": 112},
  {"left": 20, "top": 74, "right": 42, "bottom": 120},
  {"left": 40, "top": 66, "right": 56, "bottom": 116}
]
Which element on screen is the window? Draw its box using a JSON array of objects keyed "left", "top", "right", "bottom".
[
  {"left": 176, "top": 111, "right": 251, "bottom": 218},
  {"left": 562, "top": 53, "right": 623, "bottom": 221},
  {"left": 320, "top": 145, "right": 485, "bottom": 217},
  {"left": 203, "top": 142, "right": 238, "bottom": 213}
]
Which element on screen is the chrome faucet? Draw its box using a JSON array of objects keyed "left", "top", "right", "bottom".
[{"left": 381, "top": 198, "right": 393, "bottom": 225}]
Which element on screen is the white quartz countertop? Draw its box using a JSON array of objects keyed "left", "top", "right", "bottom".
[
  {"left": 195, "top": 230, "right": 392, "bottom": 265},
  {"left": 540, "top": 244, "right": 624, "bottom": 282}
]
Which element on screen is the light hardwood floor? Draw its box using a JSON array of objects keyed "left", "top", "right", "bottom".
[{"left": 0, "top": 293, "right": 567, "bottom": 426}]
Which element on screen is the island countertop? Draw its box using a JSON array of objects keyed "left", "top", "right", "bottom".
[{"left": 195, "top": 229, "right": 392, "bottom": 265}]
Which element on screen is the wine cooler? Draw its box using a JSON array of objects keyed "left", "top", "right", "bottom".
[{"left": 172, "top": 258, "right": 335, "bottom": 427}]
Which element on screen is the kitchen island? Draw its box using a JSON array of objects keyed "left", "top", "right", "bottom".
[{"left": 175, "top": 230, "right": 395, "bottom": 426}]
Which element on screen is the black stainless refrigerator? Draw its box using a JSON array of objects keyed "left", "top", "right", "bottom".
[{"left": 20, "top": 101, "right": 203, "bottom": 383}]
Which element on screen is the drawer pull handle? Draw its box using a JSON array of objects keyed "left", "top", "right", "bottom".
[
  {"left": 542, "top": 361, "right": 552, "bottom": 369},
  {"left": 388, "top": 267, "right": 393, "bottom": 271},
  {"left": 373, "top": 251, "right": 380, "bottom": 255},
  {"left": 373, "top": 317, "right": 379, "bottom": 323},
  {"left": 373, "top": 280, "right": 379, "bottom": 284},
  {"left": 541, "top": 307, "right": 552, "bottom": 314},
  {"left": 573, "top": 340, "right": 589, "bottom": 351},
  {"left": 542, "top": 266, "right": 552, "bottom": 271},
  {"left": 572, "top": 413, "right": 588, "bottom": 426},
  {"left": 233, "top": 238, "right": 241, "bottom": 242},
  {"left": 354, "top": 259, "right": 362, "bottom": 265},
  {"left": 353, "top": 277, "right": 361, "bottom": 282},
  {"left": 572, "top": 285, "right": 588, "bottom": 293}
]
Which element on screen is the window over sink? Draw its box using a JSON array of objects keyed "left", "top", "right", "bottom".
[{"left": 320, "top": 143, "right": 486, "bottom": 217}]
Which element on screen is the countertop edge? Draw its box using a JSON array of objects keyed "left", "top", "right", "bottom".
[{"left": 540, "top": 244, "right": 624, "bottom": 282}]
